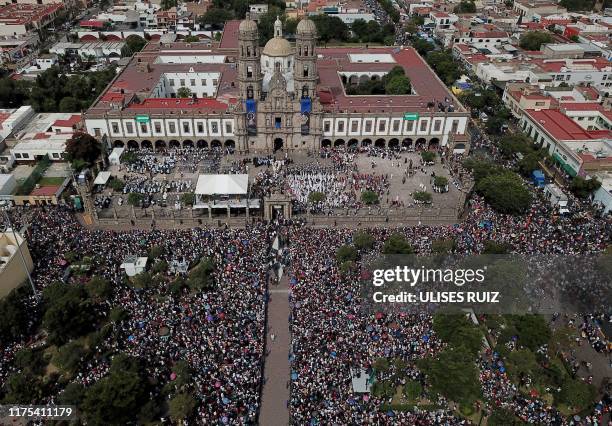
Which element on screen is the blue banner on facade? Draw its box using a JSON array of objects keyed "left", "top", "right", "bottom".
[
  {"left": 300, "top": 98, "right": 311, "bottom": 135},
  {"left": 245, "top": 99, "right": 257, "bottom": 136}
]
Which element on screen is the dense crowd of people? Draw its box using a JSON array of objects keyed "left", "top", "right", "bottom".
[{"left": 0, "top": 207, "right": 274, "bottom": 423}]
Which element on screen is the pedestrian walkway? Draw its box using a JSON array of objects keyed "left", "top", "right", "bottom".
[{"left": 259, "top": 275, "right": 291, "bottom": 425}]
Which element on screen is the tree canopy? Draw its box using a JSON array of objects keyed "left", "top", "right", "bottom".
[
  {"left": 475, "top": 170, "right": 532, "bottom": 215},
  {"left": 187, "top": 258, "right": 215, "bottom": 291},
  {"left": 382, "top": 234, "right": 414, "bottom": 254},
  {"left": 519, "top": 31, "right": 553, "bottom": 51},
  {"left": 65, "top": 132, "right": 102, "bottom": 165},
  {"left": 121, "top": 35, "right": 147, "bottom": 57}
]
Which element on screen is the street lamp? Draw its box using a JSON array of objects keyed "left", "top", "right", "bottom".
[{"left": 0, "top": 201, "right": 38, "bottom": 296}]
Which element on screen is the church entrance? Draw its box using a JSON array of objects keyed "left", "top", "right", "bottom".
[{"left": 273, "top": 138, "right": 284, "bottom": 152}]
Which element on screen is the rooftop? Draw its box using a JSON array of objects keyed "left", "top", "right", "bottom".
[
  {"left": 526, "top": 109, "right": 612, "bottom": 141},
  {"left": 0, "top": 3, "right": 63, "bottom": 26}
]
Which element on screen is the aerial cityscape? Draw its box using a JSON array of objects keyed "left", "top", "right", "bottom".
[{"left": 0, "top": 0, "right": 610, "bottom": 423}]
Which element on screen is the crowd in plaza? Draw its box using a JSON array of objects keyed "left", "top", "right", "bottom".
[
  {"left": 0, "top": 207, "right": 274, "bottom": 423},
  {"left": 286, "top": 190, "right": 610, "bottom": 424}
]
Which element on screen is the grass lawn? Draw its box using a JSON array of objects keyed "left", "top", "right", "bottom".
[{"left": 38, "top": 176, "right": 66, "bottom": 186}]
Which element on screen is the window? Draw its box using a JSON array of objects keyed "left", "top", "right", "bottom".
[
  {"left": 225, "top": 122, "right": 232, "bottom": 133},
  {"left": 304, "top": 46, "right": 309, "bottom": 56},
  {"left": 275, "top": 117, "right": 281, "bottom": 129},
  {"left": 337, "top": 121, "right": 344, "bottom": 132},
  {"left": 433, "top": 120, "right": 441, "bottom": 132},
  {"left": 247, "top": 66, "right": 253, "bottom": 78},
  {"left": 112, "top": 123, "right": 119, "bottom": 133},
  {"left": 212, "top": 79, "right": 218, "bottom": 86},
  {"left": 183, "top": 122, "right": 190, "bottom": 133},
  {"left": 140, "top": 123, "right": 147, "bottom": 133},
  {"left": 169, "top": 122, "right": 176, "bottom": 133},
  {"left": 392, "top": 120, "right": 400, "bottom": 132},
  {"left": 450, "top": 120, "right": 458, "bottom": 134},
  {"left": 52, "top": 153, "right": 60, "bottom": 159},
  {"left": 169, "top": 79, "right": 175, "bottom": 86},
  {"left": 535, "top": 102, "right": 545, "bottom": 106},
  {"left": 197, "top": 123, "right": 204, "bottom": 133},
  {"left": 15, "top": 153, "right": 21, "bottom": 158},
  {"left": 303, "top": 65, "right": 309, "bottom": 78},
  {"left": 420, "top": 120, "right": 428, "bottom": 132},
  {"left": 378, "top": 121, "right": 386, "bottom": 132},
  {"left": 365, "top": 121, "right": 372, "bottom": 132},
  {"left": 155, "top": 122, "right": 162, "bottom": 133},
  {"left": 190, "top": 79, "right": 195, "bottom": 86},
  {"left": 125, "top": 122, "right": 134, "bottom": 134},
  {"left": 211, "top": 122, "right": 218, "bottom": 133},
  {"left": 180, "top": 79, "right": 185, "bottom": 86},
  {"left": 94, "top": 128, "right": 101, "bottom": 137},
  {"left": 324, "top": 121, "right": 331, "bottom": 132},
  {"left": 351, "top": 121, "right": 358, "bottom": 133}
]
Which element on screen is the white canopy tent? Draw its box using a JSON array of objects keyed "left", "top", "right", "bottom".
[
  {"left": 93, "top": 171, "right": 111, "bottom": 186},
  {"left": 195, "top": 174, "right": 248, "bottom": 195},
  {"left": 108, "top": 147, "right": 125, "bottom": 166}
]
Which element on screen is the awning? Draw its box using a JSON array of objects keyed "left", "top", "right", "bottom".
[
  {"left": 195, "top": 174, "right": 248, "bottom": 195},
  {"left": 552, "top": 153, "right": 577, "bottom": 177},
  {"left": 93, "top": 171, "right": 111, "bottom": 185}
]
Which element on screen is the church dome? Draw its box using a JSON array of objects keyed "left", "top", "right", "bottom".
[
  {"left": 239, "top": 14, "right": 258, "bottom": 33},
  {"left": 263, "top": 37, "right": 292, "bottom": 57},
  {"left": 297, "top": 18, "right": 317, "bottom": 36}
]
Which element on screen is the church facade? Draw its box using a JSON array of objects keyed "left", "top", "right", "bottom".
[{"left": 84, "top": 15, "right": 470, "bottom": 154}]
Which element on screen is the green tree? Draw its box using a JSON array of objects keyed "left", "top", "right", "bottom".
[
  {"left": 0, "top": 288, "right": 29, "bottom": 341},
  {"left": 59, "top": 96, "right": 81, "bottom": 112},
  {"left": 556, "top": 378, "right": 596, "bottom": 410},
  {"left": 200, "top": 8, "right": 234, "bottom": 30},
  {"left": 182, "top": 35, "right": 200, "bottom": 42},
  {"left": 59, "top": 382, "right": 87, "bottom": 406},
  {"left": 433, "top": 176, "right": 448, "bottom": 188},
  {"left": 128, "top": 193, "right": 143, "bottom": 206},
  {"left": 433, "top": 314, "right": 483, "bottom": 355},
  {"left": 506, "top": 348, "right": 539, "bottom": 382},
  {"left": 488, "top": 408, "right": 526, "bottom": 425},
  {"left": 385, "top": 74, "right": 411, "bottom": 94},
  {"left": 109, "top": 178, "right": 125, "bottom": 191},
  {"left": 187, "top": 258, "right": 215, "bottom": 291},
  {"left": 569, "top": 176, "right": 601, "bottom": 198},
  {"left": 86, "top": 276, "right": 112, "bottom": 301},
  {"left": 454, "top": 0, "right": 476, "bottom": 12},
  {"left": 413, "top": 38, "right": 434, "bottom": 56},
  {"left": 518, "top": 153, "right": 541, "bottom": 177},
  {"left": 177, "top": 87, "right": 193, "bottom": 98},
  {"left": 421, "top": 151, "right": 436, "bottom": 162},
  {"left": 419, "top": 346, "right": 481, "bottom": 405},
  {"left": 53, "top": 340, "right": 87, "bottom": 375},
  {"left": 181, "top": 192, "right": 195, "bottom": 206},
  {"left": 427, "top": 50, "right": 461, "bottom": 85},
  {"left": 131, "top": 271, "right": 152, "bottom": 289},
  {"left": 413, "top": 191, "right": 432, "bottom": 203},
  {"left": 2, "top": 371, "right": 44, "bottom": 404},
  {"left": 483, "top": 240, "right": 510, "bottom": 254},
  {"left": 353, "top": 231, "right": 375, "bottom": 250},
  {"left": 361, "top": 190, "right": 379, "bottom": 204},
  {"left": 65, "top": 132, "right": 101, "bottom": 165},
  {"left": 476, "top": 171, "right": 532, "bottom": 214},
  {"left": 311, "top": 14, "right": 349, "bottom": 43},
  {"left": 169, "top": 393, "right": 197, "bottom": 421},
  {"left": 559, "top": 0, "right": 595, "bottom": 11},
  {"left": 308, "top": 191, "right": 326, "bottom": 203},
  {"left": 507, "top": 315, "right": 551, "bottom": 351},
  {"left": 14, "top": 348, "right": 48, "bottom": 376},
  {"left": 43, "top": 284, "right": 96, "bottom": 345},
  {"left": 403, "top": 380, "right": 423, "bottom": 401},
  {"left": 110, "top": 306, "right": 129, "bottom": 323},
  {"left": 121, "top": 35, "right": 147, "bottom": 57},
  {"left": 148, "top": 245, "right": 164, "bottom": 259},
  {"left": 336, "top": 244, "right": 358, "bottom": 263},
  {"left": 382, "top": 234, "right": 414, "bottom": 254},
  {"left": 519, "top": 31, "right": 553, "bottom": 51},
  {"left": 82, "top": 356, "right": 149, "bottom": 425}
]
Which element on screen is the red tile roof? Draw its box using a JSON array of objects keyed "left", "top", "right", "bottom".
[
  {"left": 526, "top": 109, "right": 612, "bottom": 140},
  {"left": 53, "top": 114, "right": 81, "bottom": 128},
  {"left": 30, "top": 185, "right": 60, "bottom": 196},
  {"left": 126, "top": 97, "right": 230, "bottom": 112}
]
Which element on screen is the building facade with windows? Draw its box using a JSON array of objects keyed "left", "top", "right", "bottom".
[{"left": 84, "top": 15, "right": 470, "bottom": 153}]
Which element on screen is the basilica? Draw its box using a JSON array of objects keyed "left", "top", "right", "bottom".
[{"left": 84, "top": 14, "right": 470, "bottom": 154}]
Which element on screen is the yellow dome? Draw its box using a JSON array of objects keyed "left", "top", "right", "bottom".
[
  {"left": 239, "top": 16, "right": 258, "bottom": 33},
  {"left": 263, "top": 37, "right": 293, "bottom": 57},
  {"left": 297, "top": 18, "right": 317, "bottom": 35}
]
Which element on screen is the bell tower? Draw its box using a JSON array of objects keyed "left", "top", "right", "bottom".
[
  {"left": 294, "top": 18, "right": 318, "bottom": 99},
  {"left": 237, "top": 13, "right": 263, "bottom": 100}
]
